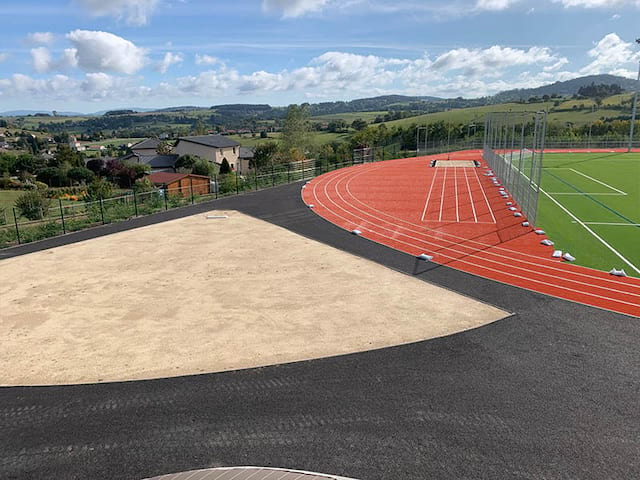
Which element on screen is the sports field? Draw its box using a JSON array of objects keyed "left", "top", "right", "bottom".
[{"left": 537, "top": 152, "right": 640, "bottom": 277}]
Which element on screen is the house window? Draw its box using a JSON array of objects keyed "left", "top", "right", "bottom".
[{"left": 233, "top": 147, "right": 236, "bottom": 154}]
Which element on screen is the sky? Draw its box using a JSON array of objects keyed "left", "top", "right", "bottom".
[{"left": 0, "top": 0, "right": 639, "bottom": 113}]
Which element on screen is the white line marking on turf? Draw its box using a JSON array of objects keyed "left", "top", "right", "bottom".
[
  {"left": 464, "top": 167, "right": 478, "bottom": 223},
  {"left": 473, "top": 166, "right": 497, "bottom": 224},
  {"left": 546, "top": 192, "right": 626, "bottom": 196},
  {"left": 569, "top": 168, "right": 627, "bottom": 194},
  {"left": 421, "top": 167, "right": 439, "bottom": 222},
  {"left": 438, "top": 167, "right": 447, "bottom": 222},
  {"left": 584, "top": 222, "right": 640, "bottom": 226},
  {"left": 542, "top": 189, "right": 640, "bottom": 275}
]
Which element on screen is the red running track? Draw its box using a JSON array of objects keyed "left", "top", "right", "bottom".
[{"left": 302, "top": 150, "right": 640, "bottom": 317}]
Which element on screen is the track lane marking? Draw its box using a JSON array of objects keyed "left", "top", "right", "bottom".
[
  {"left": 334, "top": 170, "right": 640, "bottom": 298},
  {"left": 306, "top": 160, "right": 640, "bottom": 290},
  {"left": 311, "top": 173, "right": 639, "bottom": 310},
  {"left": 464, "top": 167, "right": 479, "bottom": 223},
  {"left": 307, "top": 162, "right": 640, "bottom": 295},
  {"left": 438, "top": 167, "right": 447, "bottom": 222},
  {"left": 421, "top": 167, "right": 439, "bottom": 222}
]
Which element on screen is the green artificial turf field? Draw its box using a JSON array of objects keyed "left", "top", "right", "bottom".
[{"left": 536, "top": 152, "right": 640, "bottom": 277}]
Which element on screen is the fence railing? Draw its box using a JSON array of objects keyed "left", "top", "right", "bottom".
[
  {"left": 2, "top": 135, "right": 637, "bottom": 250},
  {"left": 0, "top": 154, "right": 394, "bottom": 249}
]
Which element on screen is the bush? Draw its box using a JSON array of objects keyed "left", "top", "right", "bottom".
[
  {"left": 86, "top": 158, "right": 106, "bottom": 175},
  {"left": 67, "top": 166, "right": 95, "bottom": 184},
  {"left": 192, "top": 159, "right": 213, "bottom": 177},
  {"left": 14, "top": 190, "right": 52, "bottom": 220},
  {"left": 133, "top": 177, "right": 155, "bottom": 193},
  {"left": 37, "top": 167, "right": 68, "bottom": 187},
  {"left": 86, "top": 177, "right": 114, "bottom": 201},
  {"left": 219, "top": 158, "right": 231, "bottom": 174}
]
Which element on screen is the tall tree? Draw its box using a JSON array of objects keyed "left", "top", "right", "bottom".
[
  {"left": 280, "top": 104, "right": 311, "bottom": 161},
  {"left": 252, "top": 142, "right": 278, "bottom": 170}
]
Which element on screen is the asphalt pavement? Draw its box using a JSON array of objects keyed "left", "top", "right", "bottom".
[{"left": 1, "top": 182, "right": 638, "bottom": 480}]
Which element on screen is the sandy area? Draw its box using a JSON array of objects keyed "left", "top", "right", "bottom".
[{"left": 0, "top": 210, "right": 507, "bottom": 386}]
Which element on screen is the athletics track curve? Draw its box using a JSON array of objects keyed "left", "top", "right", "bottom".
[{"left": 302, "top": 150, "right": 640, "bottom": 318}]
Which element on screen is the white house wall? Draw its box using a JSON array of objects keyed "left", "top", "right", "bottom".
[{"left": 175, "top": 141, "right": 240, "bottom": 170}]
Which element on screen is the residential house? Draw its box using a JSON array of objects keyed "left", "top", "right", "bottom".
[
  {"left": 69, "top": 136, "right": 86, "bottom": 152},
  {"left": 123, "top": 152, "right": 179, "bottom": 173},
  {"left": 131, "top": 138, "right": 162, "bottom": 156},
  {"left": 174, "top": 135, "right": 240, "bottom": 171},
  {"left": 237, "top": 147, "right": 254, "bottom": 175}
]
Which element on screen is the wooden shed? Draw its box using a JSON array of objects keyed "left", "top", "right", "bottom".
[{"left": 147, "top": 172, "right": 210, "bottom": 197}]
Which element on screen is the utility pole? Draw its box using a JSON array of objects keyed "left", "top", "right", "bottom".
[{"left": 628, "top": 38, "right": 640, "bottom": 153}]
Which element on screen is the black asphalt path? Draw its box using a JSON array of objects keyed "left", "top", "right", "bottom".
[{"left": 1, "top": 182, "right": 639, "bottom": 480}]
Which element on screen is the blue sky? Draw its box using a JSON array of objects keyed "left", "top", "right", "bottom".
[{"left": 0, "top": 0, "right": 639, "bottom": 112}]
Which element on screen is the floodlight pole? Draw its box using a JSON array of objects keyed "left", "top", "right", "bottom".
[{"left": 628, "top": 38, "right": 640, "bottom": 153}]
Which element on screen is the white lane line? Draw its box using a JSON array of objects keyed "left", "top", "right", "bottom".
[
  {"left": 319, "top": 175, "right": 639, "bottom": 307},
  {"left": 584, "top": 222, "right": 640, "bottom": 226},
  {"left": 421, "top": 167, "right": 439, "bottom": 222},
  {"left": 336, "top": 170, "right": 639, "bottom": 298},
  {"left": 464, "top": 167, "right": 478, "bottom": 223},
  {"left": 438, "top": 167, "right": 447, "bottom": 222},
  {"left": 570, "top": 168, "right": 627, "bottom": 194},
  {"left": 310, "top": 163, "right": 639, "bottom": 291},
  {"left": 454, "top": 167, "right": 460, "bottom": 222},
  {"left": 542, "top": 189, "right": 640, "bottom": 275},
  {"left": 472, "top": 166, "right": 497, "bottom": 224}
]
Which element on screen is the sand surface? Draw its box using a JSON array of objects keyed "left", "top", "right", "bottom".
[{"left": 0, "top": 210, "right": 507, "bottom": 385}]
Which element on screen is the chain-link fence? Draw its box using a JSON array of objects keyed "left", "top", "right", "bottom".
[
  {"left": 483, "top": 111, "right": 547, "bottom": 226},
  {"left": 0, "top": 153, "right": 402, "bottom": 249}
]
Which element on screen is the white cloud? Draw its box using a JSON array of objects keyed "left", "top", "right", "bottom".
[
  {"left": 155, "top": 52, "right": 183, "bottom": 73},
  {"left": 31, "top": 47, "right": 79, "bottom": 73},
  {"left": 262, "top": 0, "right": 329, "bottom": 17},
  {"left": 195, "top": 54, "right": 222, "bottom": 66},
  {"left": 1, "top": 37, "right": 636, "bottom": 106},
  {"left": 30, "top": 47, "right": 53, "bottom": 73},
  {"left": 429, "top": 46, "right": 563, "bottom": 76},
  {"left": 76, "top": 0, "right": 160, "bottom": 25},
  {"left": 26, "top": 32, "right": 55, "bottom": 45},
  {"left": 0, "top": 53, "right": 8, "bottom": 63},
  {"left": 66, "top": 30, "right": 147, "bottom": 74},
  {"left": 580, "top": 33, "right": 640, "bottom": 75},
  {"left": 553, "top": 0, "right": 640, "bottom": 7},
  {"left": 475, "top": 0, "right": 521, "bottom": 11}
]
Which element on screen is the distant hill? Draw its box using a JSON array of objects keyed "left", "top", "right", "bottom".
[
  {"left": 493, "top": 74, "right": 638, "bottom": 102},
  {"left": 0, "top": 110, "right": 85, "bottom": 117}
]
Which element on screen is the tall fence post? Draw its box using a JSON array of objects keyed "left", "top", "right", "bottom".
[
  {"left": 214, "top": 174, "right": 218, "bottom": 199},
  {"left": 164, "top": 188, "right": 168, "bottom": 210},
  {"left": 235, "top": 172, "right": 239, "bottom": 194},
  {"left": 287, "top": 163, "right": 291, "bottom": 183},
  {"left": 59, "top": 198, "right": 66, "bottom": 234},
  {"left": 99, "top": 198, "right": 105, "bottom": 224},
  {"left": 12, "top": 208, "right": 21, "bottom": 244},
  {"left": 190, "top": 178, "right": 195, "bottom": 204},
  {"left": 254, "top": 172, "right": 258, "bottom": 191},
  {"left": 133, "top": 190, "right": 138, "bottom": 217},
  {"left": 271, "top": 163, "right": 275, "bottom": 187}
]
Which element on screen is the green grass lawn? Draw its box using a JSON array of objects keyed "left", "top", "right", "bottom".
[
  {"left": 0, "top": 189, "right": 22, "bottom": 213},
  {"left": 536, "top": 152, "right": 640, "bottom": 276}
]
